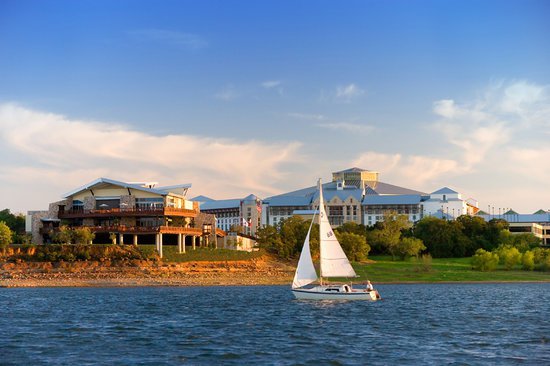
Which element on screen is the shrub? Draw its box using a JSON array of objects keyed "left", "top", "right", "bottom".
[
  {"left": 500, "top": 247, "right": 522, "bottom": 270},
  {"left": 522, "top": 250, "right": 535, "bottom": 271},
  {"left": 415, "top": 253, "right": 433, "bottom": 272},
  {"left": 471, "top": 249, "right": 499, "bottom": 271},
  {"left": 0, "top": 221, "right": 12, "bottom": 249},
  {"left": 395, "top": 237, "right": 425, "bottom": 260}
]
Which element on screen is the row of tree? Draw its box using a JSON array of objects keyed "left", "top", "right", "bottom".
[
  {"left": 255, "top": 212, "right": 542, "bottom": 261},
  {"left": 472, "top": 246, "right": 550, "bottom": 271},
  {"left": 0, "top": 209, "right": 26, "bottom": 245}
]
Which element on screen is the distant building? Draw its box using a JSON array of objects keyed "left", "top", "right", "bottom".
[
  {"left": 27, "top": 178, "right": 226, "bottom": 256},
  {"left": 264, "top": 168, "right": 479, "bottom": 227},
  {"left": 477, "top": 212, "right": 550, "bottom": 246},
  {"left": 194, "top": 194, "right": 262, "bottom": 236}
]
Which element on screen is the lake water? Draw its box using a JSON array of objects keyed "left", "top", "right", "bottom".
[{"left": 1, "top": 284, "right": 549, "bottom": 365}]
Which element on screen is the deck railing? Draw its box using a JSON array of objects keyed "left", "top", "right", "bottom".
[{"left": 59, "top": 207, "right": 198, "bottom": 219}]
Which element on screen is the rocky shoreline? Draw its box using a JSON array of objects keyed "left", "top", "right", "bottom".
[{"left": 0, "top": 258, "right": 295, "bottom": 288}]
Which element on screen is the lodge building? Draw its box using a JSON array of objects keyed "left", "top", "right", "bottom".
[{"left": 28, "top": 178, "right": 226, "bottom": 256}]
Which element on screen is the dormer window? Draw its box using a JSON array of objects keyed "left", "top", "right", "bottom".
[{"left": 443, "top": 194, "right": 446, "bottom": 201}]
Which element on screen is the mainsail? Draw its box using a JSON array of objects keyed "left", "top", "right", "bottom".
[
  {"left": 291, "top": 218, "right": 318, "bottom": 289},
  {"left": 318, "top": 180, "right": 357, "bottom": 278}
]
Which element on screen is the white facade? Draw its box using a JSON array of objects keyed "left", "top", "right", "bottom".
[{"left": 422, "top": 187, "right": 477, "bottom": 219}]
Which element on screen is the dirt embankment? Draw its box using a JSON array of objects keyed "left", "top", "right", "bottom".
[{"left": 0, "top": 256, "right": 295, "bottom": 288}]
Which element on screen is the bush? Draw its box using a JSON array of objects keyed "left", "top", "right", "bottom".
[
  {"left": 500, "top": 246, "right": 522, "bottom": 270},
  {"left": 395, "top": 237, "right": 425, "bottom": 260},
  {"left": 522, "top": 250, "right": 535, "bottom": 271},
  {"left": 0, "top": 221, "right": 12, "bottom": 249},
  {"left": 471, "top": 249, "right": 499, "bottom": 271}
]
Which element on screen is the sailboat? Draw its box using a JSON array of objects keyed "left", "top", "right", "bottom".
[{"left": 291, "top": 179, "right": 381, "bottom": 301}]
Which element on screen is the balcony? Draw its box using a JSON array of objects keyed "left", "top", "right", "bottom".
[
  {"left": 58, "top": 207, "right": 198, "bottom": 219},
  {"left": 80, "top": 225, "right": 204, "bottom": 235}
]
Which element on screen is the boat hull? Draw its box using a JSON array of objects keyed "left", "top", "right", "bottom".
[{"left": 292, "top": 286, "right": 380, "bottom": 301}]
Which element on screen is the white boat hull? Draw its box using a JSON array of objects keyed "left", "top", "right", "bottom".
[{"left": 292, "top": 285, "right": 380, "bottom": 301}]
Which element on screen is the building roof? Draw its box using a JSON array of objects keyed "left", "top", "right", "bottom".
[
  {"left": 62, "top": 177, "right": 192, "bottom": 199},
  {"left": 333, "top": 167, "right": 372, "bottom": 173},
  {"left": 199, "top": 198, "right": 242, "bottom": 211},
  {"left": 478, "top": 213, "right": 550, "bottom": 223},
  {"left": 363, "top": 194, "right": 422, "bottom": 205},
  {"left": 264, "top": 195, "right": 313, "bottom": 207},
  {"left": 431, "top": 187, "right": 458, "bottom": 195}
]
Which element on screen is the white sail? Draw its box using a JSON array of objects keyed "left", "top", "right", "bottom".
[
  {"left": 292, "top": 221, "right": 318, "bottom": 289},
  {"left": 318, "top": 180, "right": 357, "bottom": 278}
]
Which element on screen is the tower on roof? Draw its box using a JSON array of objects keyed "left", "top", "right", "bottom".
[{"left": 332, "top": 167, "right": 379, "bottom": 189}]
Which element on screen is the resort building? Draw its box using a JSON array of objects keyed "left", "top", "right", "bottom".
[
  {"left": 477, "top": 212, "right": 550, "bottom": 246},
  {"left": 194, "top": 194, "right": 262, "bottom": 237},
  {"left": 27, "top": 178, "right": 226, "bottom": 255},
  {"left": 263, "top": 168, "right": 479, "bottom": 227}
]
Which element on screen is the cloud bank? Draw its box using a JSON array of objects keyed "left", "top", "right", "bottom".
[{"left": 0, "top": 103, "right": 301, "bottom": 211}]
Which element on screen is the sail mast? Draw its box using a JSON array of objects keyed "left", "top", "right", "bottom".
[{"left": 318, "top": 178, "right": 323, "bottom": 285}]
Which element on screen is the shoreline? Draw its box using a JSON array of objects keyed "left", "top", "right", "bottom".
[{"left": 2, "top": 259, "right": 549, "bottom": 288}]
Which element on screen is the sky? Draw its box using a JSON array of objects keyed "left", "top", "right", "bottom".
[{"left": 1, "top": 0, "right": 549, "bottom": 214}]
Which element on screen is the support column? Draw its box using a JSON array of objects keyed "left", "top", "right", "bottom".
[
  {"left": 155, "top": 234, "right": 160, "bottom": 253},
  {"left": 119, "top": 233, "right": 124, "bottom": 245},
  {"left": 177, "top": 233, "right": 183, "bottom": 254},
  {"left": 182, "top": 235, "right": 186, "bottom": 253},
  {"left": 192, "top": 236, "right": 196, "bottom": 250},
  {"left": 133, "top": 234, "right": 138, "bottom": 246},
  {"left": 159, "top": 233, "right": 163, "bottom": 258}
]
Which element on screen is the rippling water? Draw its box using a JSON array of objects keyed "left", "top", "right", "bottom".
[{"left": 1, "top": 284, "right": 549, "bottom": 365}]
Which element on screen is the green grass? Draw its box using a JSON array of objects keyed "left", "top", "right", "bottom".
[
  {"left": 352, "top": 255, "right": 550, "bottom": 283},
  {"left": 141, "top": 245, "right": 264, "bottom": 262}
]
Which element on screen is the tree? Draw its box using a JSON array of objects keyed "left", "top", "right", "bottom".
[
  {"left": 73, "top": 227, "right": 95, "bottom": 245},
  {"left": 53, "top": 226, "right": 72, "bottom": 244},
  {"left": 497, "top": 246, "right": 522, "bottom": 270},
  {"left": 522, "top": 250, "right": 535, "bottom": 271},
  {"left": 471, "top": 249, "right": 499, "bottom": 271},
  {"left": 366, "top": 212, "right": 410, "bottom": 259},
  {"left": 336, "top": 222, "right": 367, "bottom": 236},
  {"left": 0, "top": 221, "right": 12, "bottom": 249},
  {"left": 336, "top": 231, "right": 370, "bottom": 261},
  {"left": 395, "top": 237, "right": 426, "bottom": 260},
  {"left": 413, "top": 217, "right": 472, "bottom": 258},
  {"left": 484, "top": 219, "right": 509, "bottom": 250}
]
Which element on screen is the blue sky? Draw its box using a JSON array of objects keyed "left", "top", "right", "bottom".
[{"left": 1, "top": 0, "right": 549, "bottom": 213}]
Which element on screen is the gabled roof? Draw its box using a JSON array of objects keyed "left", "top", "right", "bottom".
[
  {"left": 431, "top": 187, "right": 458, "bottom": 195},
  {"left": 62, "top": 178, "right": 191, "bottom": 199},
  {"left": 533, "top": 209, "right": 548, "bottom": 214},
  {"left": 334, "top": 167, "right": 371, "bottom": 173},
  {"left": 199, "top": 198, "right": 242, "bottom": 210}
]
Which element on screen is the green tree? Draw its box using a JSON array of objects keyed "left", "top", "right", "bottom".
[
  {"left": 502, "top": 233, "right": 541, "bottom": 252},
  {"left": 395, "top": 237, "right": 426, "bottom": 260},
  {"left": 0, "top": 221, "right": 12, "bottom": 249},
  {"left": 495, "top": 246, "right": 522, "bottom": 270},
  {"left": 414, "top": 217, "right": 472, "bottom": 257},
  {"left": 336, "top": 231, "right": 370, "bottom": 261},
  {"left": 484, "top": 219, "right": 509, "bottom": 250},
  {"left": 336, "top": 222, "right": 367, "bottom": 236},
  {"left": 73, "top": 227, "right": 95, "bottom": 245},
  {"left": 471, "top": 249, "right": 499, "bottom": 271},
  {"left": 367, "top": 212, "right": 410, "bottom": 259},
  {"left": 456, "top": 215, "right": 490, "bottom": 250},
  {"left": 53, "top": 226, "right": 72, "bottom": 244},
  {"left": 522, "top": 250, "right": 535, "bottom": 271}
]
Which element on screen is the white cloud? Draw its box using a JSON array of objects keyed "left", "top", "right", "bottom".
[
  {"left": 214, "top": 85, "right": 239, "bottom": 101},
  {"left": 288, "top": 112, "right": 326, "bottom": 121},
  {"left": 0, "top": 103, "right": 302, "bottom": 212},
  {"left": 127, "top": 29, "right": 208, "bottom": 49},
  {"left": 261, "top": 80, "right": 281, "bottom": 89},
  {"left": 317, "top": 122, "right": 374, "bottom": 134},
  {"left": 335, "top": 83, "right": 365, "bottom": 102},
  {"left": 353, "top": 152, "right": 459, "bottom": 187}
]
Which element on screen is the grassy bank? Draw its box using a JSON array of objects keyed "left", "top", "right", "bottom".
[
  {"left": 353, "top": 256, "right": 550, "bottom": 283},
  {"left": 145, "top": 245, "right": 264, "bottom": 262}
]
